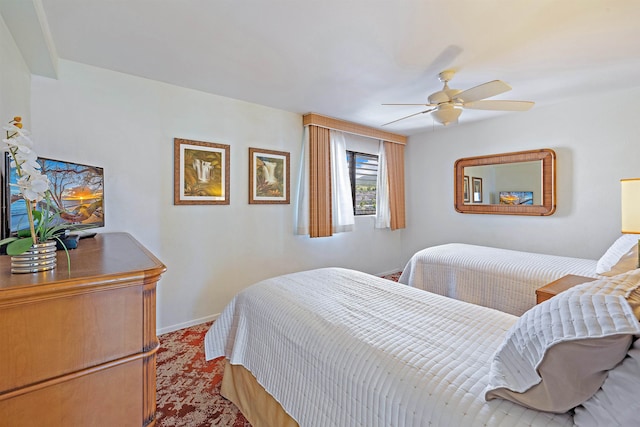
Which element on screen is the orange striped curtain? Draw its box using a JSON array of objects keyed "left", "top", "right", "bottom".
[
  {"left": 308, "top": 125, "right": 333, "bottom": 237},
  {"left": 384, "top": 141, "right": 406, "bottom": 230}
]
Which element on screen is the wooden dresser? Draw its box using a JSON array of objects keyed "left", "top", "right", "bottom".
[{"left": 0, "top": 232, "right": 166, "bottom": 427}]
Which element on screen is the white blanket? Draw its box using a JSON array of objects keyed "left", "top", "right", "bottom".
[
  {"left": 205, "top": 267, "right": 573, "bottom": 427},
  {"left": 399, "top": 243, "right": 599, "bottom": 316}
]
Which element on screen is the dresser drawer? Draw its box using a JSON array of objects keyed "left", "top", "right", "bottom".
[
  {"left": 0, "top": 357, "right": 143, "bottom": 427},
  {"left": 0, "top": 285, "right": 143, "bottom": 393}
]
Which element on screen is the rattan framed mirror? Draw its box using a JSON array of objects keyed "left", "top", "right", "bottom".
[{"left": 454, "top": 149, "right": 556, "bottom": 216}]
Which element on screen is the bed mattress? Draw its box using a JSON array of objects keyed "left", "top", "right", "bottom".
[
  {"left": 399, "top": 243, "right": 599, "bottom": 315},
  {"left": 205, "top": 267, "right": 573, "bottom": 426}
]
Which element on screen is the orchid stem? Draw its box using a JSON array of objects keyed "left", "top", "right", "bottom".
[{"left": 25, "top": 200, "right": 38, "bottom": 245}]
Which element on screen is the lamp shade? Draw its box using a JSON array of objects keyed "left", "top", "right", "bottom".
[{"left": 621, "top": 178, "right": 640, "bottom": 234}]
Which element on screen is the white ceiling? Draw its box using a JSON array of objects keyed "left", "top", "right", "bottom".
[{"left": 5, "top": 0, "right": 640, "bottom": 135}]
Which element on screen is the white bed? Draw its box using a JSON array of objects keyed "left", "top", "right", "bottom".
[
  {"left": 400, "top": 235, "right": 640, "bottom": 316},
  {"left": 205, "top": 267, "right": 640, "bottom": 427},
  {"left": 398, "top": 243, "right": 600, "bottom": 316}
]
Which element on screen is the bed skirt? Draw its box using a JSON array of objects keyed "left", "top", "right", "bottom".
[{"left": 221, "top": 360, "right": 299, "bottom": 427}]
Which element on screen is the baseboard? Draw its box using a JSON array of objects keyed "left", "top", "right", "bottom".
[{"left": 157, "top": 313, "right": 220, "bottom": 336}]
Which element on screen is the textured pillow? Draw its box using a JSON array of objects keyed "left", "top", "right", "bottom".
[
  {"left": 596, "top": 234, "right": 639, "bottom": 275},
  {"left": 599, "top": 244, "right": 638, "bottom": 277},
  {"left": 484, "top": 277, "right": 640, "bottom": 413},
  {"left": 574, "top": 337, "right": 640, "bottom": 426},
  {"left": 570, "top": 268, "right": 640, "bottom": 319}
]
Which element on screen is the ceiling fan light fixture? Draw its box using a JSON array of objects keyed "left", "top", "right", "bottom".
[{"left": 432, "top": 104, "right": 462, "bottom": 126}]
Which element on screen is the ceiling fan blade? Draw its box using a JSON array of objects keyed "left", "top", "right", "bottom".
[
  {"left": 382, "top": 108, "right": 435, "bottom": 126},
  {"left": 382, "top": 103, "right": 435, "bottom": 106},
  {"left": 463, "top": 100, "right": 534, "bottom": 111},
  {"left": 453, "top": 80, "right": 512, "bottom": 103}
]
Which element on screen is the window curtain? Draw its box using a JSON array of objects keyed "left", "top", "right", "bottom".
[
  {"left": 308, "top": 126, "right": 333, "bottom": 237},
  {"left": 294, "top": 126, "right": 310, "bottom": 235},
  {"left": 294, "top": 126, "right": 354, "bottom": 237},
  {"left": 384, "top": 141, "right": 406, "bottom": 230},
  {"left": 329, "top": 130, "right": 355, "bottom": 233},
  {"left": 375, "top": 139, "right": 390, "bottom": 229}
]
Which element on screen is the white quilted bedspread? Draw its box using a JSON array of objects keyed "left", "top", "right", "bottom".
[
  {"left": 205, "top": 267, "right": 573, "bottom": 427},
  {"left": 399, "top": 243, "right": 599, "bottom": 316}
]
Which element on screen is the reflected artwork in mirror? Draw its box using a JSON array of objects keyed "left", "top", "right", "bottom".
[{"left": 454, "top": 149, "right": 556, "bottom": 216}]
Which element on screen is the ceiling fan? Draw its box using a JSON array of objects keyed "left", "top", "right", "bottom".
[{"left": 382, "top": 70, "right": 534, "bottom": 126}]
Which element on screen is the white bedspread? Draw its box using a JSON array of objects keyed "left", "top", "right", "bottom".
[
  {"left": 399, "top": 243, "right": 599, "bottom": 316},
  {"left": 205, "top": 267, "right": 573, "bottom": 427}
]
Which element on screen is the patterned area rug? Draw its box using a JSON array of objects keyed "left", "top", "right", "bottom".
[
  {"left": 384, "top": 270, "right": 402, "bottom": 282},
  {"left": 155, "top": 271, "right": 402, "bottom": 426},
  {"left": 156, "top": 322, "right": 250, "bottom": 426}
]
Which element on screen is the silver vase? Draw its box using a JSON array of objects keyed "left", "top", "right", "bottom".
[{"left": 10, "top": 240, "right": 57, "bottom": 274}]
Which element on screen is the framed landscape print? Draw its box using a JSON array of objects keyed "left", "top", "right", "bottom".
[
  {"left": 174, "top": 138, "right": 230, "bottom": 205},
  {"left": 463, "top": 175, "right": 470, "bottom": 203},
  {"left": 472, "top": 177, "right": 483, "bottom": 203},
  {"left": 248, "top": 147, "right": 290, "bottom": 204}
]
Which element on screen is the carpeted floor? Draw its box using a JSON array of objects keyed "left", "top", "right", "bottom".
[
  {"left": 155, "top": 271, "right": 402, "bottom": 426},
  {"left": 384, "top": 270, "right": 402, "bottom": 282},
  {"left": 156, "top": 322, "right": 250, "bottom": 426}
]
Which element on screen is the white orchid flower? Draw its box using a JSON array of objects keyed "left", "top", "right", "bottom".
[
  {"left": 3, "top": 133, "right": 34, "bottom": 152},
  {"left": 2, "top": 122, "right": 31, "bottom": 137},
  {"left": 2, "top": 117, "right": 71, "bottom": 254},
  {"left": 12, "top": 149, "right": 41, "bottom": 175},
  {"left": 15, "top": 172, "right": 50, "bottom": 203}
]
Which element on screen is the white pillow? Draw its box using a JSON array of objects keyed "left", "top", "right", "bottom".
[
  {"left": 596, "top": 234, "right": 639, "bottom": 275},
  {"left": 570, "top": 268, "right": 640, "bottom": 319},
  {"left": 484, "top": 273, "right": 640, "bottom": 413},
  {"left": 574, "top": 337, "right": 640, "bottom": 426}
]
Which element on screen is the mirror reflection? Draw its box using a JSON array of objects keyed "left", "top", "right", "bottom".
[{"left": 464, "top": 160, "right": 542, "bottom": 205}]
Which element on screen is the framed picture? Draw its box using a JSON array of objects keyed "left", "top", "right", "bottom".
[
  {"left": 463, "top": 175, "right": 470, "bottom": 203},
  {"left": 249, "top": 147, "right": 290, "bottom": 204},
  {"left": 472, "top": 177, "right": 483, "bottom": 203},
  {"left": 174, "top": 138, "right": 230, "bottom": 205}
]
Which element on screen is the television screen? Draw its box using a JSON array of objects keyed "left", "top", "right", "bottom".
[
  {"left": 499, "top": 191, "right": 533, "bottom": 205},
  {"left": 3, "top": 154, "right": 104, "bottom": 237}
]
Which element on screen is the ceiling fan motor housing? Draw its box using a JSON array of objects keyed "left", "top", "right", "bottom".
[{"left": 428, "top": 88, "right": 462, "bottom": 104}]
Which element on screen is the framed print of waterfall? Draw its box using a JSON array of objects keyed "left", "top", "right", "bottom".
[
  {"left": 248, "top": 147, "right": 290, "bottom": 204},
  {"left": 174, "top": 138, "right": 230, "bottom": 205}
]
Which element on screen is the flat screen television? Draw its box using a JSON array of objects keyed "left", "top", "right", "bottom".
[
  {"left": 2, "top": 154, "right": 104, "bottom": 239},
  {"left": 499, "top": 191, "right": 533, "bottom": 205}
]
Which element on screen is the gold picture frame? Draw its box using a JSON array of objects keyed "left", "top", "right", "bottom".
[
  {"left": 174, "top": 138, "right": 230, "bottom": 205},
  {"left": 248, "top": 147, "right": 290, "bottom": 204}
]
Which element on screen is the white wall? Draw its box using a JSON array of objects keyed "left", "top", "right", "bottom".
[
  {"left": 29, "top": 60, "right": 405, "bottom": 333},
  {"left": 403, "top": 87, "right": 640, "bottom": 265},
  {"left": 0, "top": 13, "right": 31, "bottom": 125},
  {"left": 8, "top": 11, "right": 639, "bottom": 333}
]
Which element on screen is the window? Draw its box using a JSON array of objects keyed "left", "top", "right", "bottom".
[{"left": 346, "top": 151, "right": 378, "bottom": 215}]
